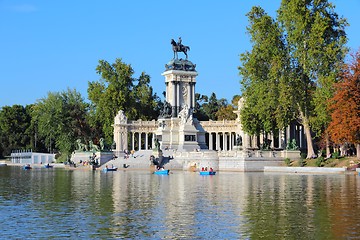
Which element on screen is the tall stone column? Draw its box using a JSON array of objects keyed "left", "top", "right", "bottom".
[
  {"left": 223, "top": 132, "right": 226, "bottom": 151},
  {"left": 176, "top": 80, "right": 180, "bottom": 115},
  {"left": 172, "top": 81, "right": 177, "bottom": 117},
  {"left": 131, "top": 132, "right": 134, "bottom": 150},
  {"left": 209, "top": 132, "right": 213, "bottom": 150},
  {"left": 145, "top": 133, "right": 149, "bottom": 150},
  {"left": 191, "top": 82, "right": 195, "bottom": 109},
  {"left": 138, "top": 132, "right": 142, "bottom": 150}
]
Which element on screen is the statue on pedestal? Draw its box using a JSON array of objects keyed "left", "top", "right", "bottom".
[
  {"left": 178, "top": 104, "right": 193, "bottom": 125},
  {"left": 171, "top": 37, "right": 190, "bottom": 59},
  {"left": 76, "top": 139, "right": 88, "bottom": 152},
  {"left": 159, "top": 101, "right": 172, "bottom": 118}
]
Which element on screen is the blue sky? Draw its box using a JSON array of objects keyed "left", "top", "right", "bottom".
[{"left": 1, "top": 0, "right": 359, "bottom": 107}]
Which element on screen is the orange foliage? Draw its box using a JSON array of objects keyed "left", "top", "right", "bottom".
[{"left": 327, "top": 50, "right": 360, "bottom": 144}]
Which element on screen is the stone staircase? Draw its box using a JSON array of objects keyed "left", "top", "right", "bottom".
[{"left": 98, "top": 149, "right": 179, "bottom": 170}]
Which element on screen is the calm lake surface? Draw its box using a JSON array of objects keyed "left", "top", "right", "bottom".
[{"left": 1, "top": 166, "right": 360, "bottom": 239}]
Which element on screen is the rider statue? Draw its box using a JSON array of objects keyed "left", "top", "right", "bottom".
[{"left": 178, "top": 37, "right": 182, "bottom": 49}]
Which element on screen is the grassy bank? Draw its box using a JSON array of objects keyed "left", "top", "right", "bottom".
[{"left": 287, "top": 156, "right": 359, "bottom": 168}]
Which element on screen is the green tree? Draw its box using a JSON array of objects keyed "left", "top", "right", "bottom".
[
  {"left": 88, "top": 59, "right": 135, "bottom": 143},
  {"left": 0, "top": 105, "right": 33, "bottom": 157},
  {"left": 215, "top": 95, "right": 239, "bottom": 120},
  {"left": 239, "top": 1, "right": 348, "bottom": 158},
  {"left": 32, "top": 89, "right": 89, "bottom": 160},
  {"left": 278, "top": 0, "right": 348, "bottom": 158},
  {"left": 132, "top": 72, "right": 161, "bottom": 120},
  {"left": 88, "top": 58, "right": 160, "bottom": 143},
  {"left": 239, "top": 6, "right": 292, "bottom": 136},
  {"left": 202, "top": 92, "right": 223, "bottom": 120},
  {"left": 194, "top": 93, "right": 209, "bottom": 121}
]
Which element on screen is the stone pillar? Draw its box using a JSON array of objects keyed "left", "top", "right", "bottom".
[
  {"left": 209, "top": 132, "right": 213, "bottom": 150},
  {"left": 191, "top": 82, "right": 195, "bottom": 109},
  {"left": 132, "top": 132, "right": 135, "bottom": 150},
  {"left": 139, "top": 132, "right": 142, "bottom": 150},
  {"left": 223, "top": 132, "right": 226, "bottom": 151},
  {"left": 216, "top": 133, "right": 220, "bottom": 151},
  {"left": 152, "top": 133, "right": 155, "bottom": 150},
  {"left": 176, "top": 81, "right": 180, "bottom": 116},
  {"left": 230, "top": 132, "right": 233, "bottom": 151},
  {"left": 299, "top": 126, "right": 303, "bottom": 148},
  {"left": 286, "top": 126, "right": 291, "bottom": 146},
  {"left": 172, "top": 81, "right": 176, "bottom": 117},
  {"left": 145, "top": 133, "right": 149, "bottom": 150}
]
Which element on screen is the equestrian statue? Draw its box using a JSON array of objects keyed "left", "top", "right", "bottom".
[{"left": 171, "top": 37, "right": 190, "bottom": 59}]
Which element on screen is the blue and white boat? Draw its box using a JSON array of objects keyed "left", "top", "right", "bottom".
[
  {"left": 23, "top": 165, "right": 32, "bottom": 170},
  {"left": 154, "top": 169, "right": 170, "bottom": 175},
  {"left": 200, "top": 171, "right": 216, "bottom": 175},
  {"left": 44, "top": 164, "right": 53, "bottom": 168},
  {"left": 103, "top": 167, "right": 118, "bottom": 172}
]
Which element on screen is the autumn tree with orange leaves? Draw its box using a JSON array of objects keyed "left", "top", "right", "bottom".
[{"left": 327, "top": 50, "right": 360, "bottom": 159}]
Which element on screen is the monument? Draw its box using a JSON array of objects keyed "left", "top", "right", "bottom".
[
  {"left": 155, "top": 37, "right": 207, "bottom": 151},
  {"left": 70, "top": 138, "right": 114, "bottom": 168}
]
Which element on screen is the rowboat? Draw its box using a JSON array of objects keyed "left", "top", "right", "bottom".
[
  {"left": 23, "top": 165, "right": 32, "bottom": 170},
  {"left": 200, "top": 171, "right": 216, "bottom": 175},
  {"left": 44, "top": 164, "right": 53, "bottom": 168},
  {"left": 154, "top": 169, "right": 170, "bottom": 175},
  {"left": 103, "top": 167, "right": 118, "bottom": 172}
]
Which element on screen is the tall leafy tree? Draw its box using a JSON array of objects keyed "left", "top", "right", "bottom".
[
  {"left": 277, "top": 0, "right": 348, "bottom": 158},
  {"left": 194, "top": 93, "right": 209, "bottom": 121},
  {"left": 0, "top": 105, "right": 33, "bottom": 157},
  {"left": 88, "top": 58, "right": 160, "bottom": 143},
  {"left": 88, "top": 59, "right": 135, "bottom": 143},
  {"left": 202, "top": 92, "right": 223, "bottom": 120},
  {"left": 327, "top": 50, "right": 360, "bottom": 159},
  {"left": 32, "top": 88, "right": 89, "bottom": 160},
  {"left": 239, "top": 6, "right": 292, "bottom": 136},
  {"left": 239, "top": 1, "right": 348, "bottom": 158},
  {"left": 132, "top": 72, "right": 161, "bottom": 120},
  {"left": 215, "top": 95, "right": 240, "bottom": 120}
]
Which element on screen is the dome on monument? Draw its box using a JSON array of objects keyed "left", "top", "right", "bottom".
[{"left": 165, "top": 59, "right": 196, "bottom": 72}]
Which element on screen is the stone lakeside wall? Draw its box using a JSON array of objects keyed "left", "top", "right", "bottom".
[{"left": 264, "top": 166, "right": 346, "bottom": 174}]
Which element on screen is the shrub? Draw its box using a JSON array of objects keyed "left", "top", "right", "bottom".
[
  {"left": 332, "top": 151, "right": 340, "bottom": 159},
  {"left": 315, "top": 156, "right": 324, "bottom": 167}
]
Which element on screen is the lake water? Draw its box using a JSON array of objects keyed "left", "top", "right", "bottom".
[{"left": 1, "top": 166, "right": 360, "bottom": 239}]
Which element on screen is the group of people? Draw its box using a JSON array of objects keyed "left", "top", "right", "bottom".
[
  {"left": 201, "top": 167, "right": 214, "bottom": 172},
  {"left": 123, "top": 149, "right": 136, "bottom": 159}
]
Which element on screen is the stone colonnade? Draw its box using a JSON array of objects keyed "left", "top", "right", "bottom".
[{"left": 114, "top": 118, "right": 306, "bottom": 152}]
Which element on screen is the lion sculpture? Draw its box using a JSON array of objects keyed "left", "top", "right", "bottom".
[
  {"left": 89, "top": 140, "right": 100, "bottom": 152},
  {"left": 76, "top": 139, "right": 88, "bottom": 152}
]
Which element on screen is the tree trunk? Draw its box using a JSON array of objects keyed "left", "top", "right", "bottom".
[
  {"left": 357, "top": 144, "right": 360, "bottom": 160},
  {"left": 299, "top": 109, "right": 315, "bottom": 159},
  {"left": 325, "top": 133, "right": 330, "bottom": 157}
]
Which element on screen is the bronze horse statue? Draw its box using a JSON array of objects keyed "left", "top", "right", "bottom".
[{"left": 171, "top": 39, "right": 190, "bottom": 59}]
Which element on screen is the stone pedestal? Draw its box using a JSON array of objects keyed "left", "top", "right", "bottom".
[
  {"left": 71, "top": 151, "right": 114, "bottom": 166},
  {"left": 281, "top": 150, "right": 301, "bottom": 160},
  {"left": 155, "top": 117, "right": 207, "bottom": 152}
]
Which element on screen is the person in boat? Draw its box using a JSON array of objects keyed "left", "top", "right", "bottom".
[
  {"left": 205, "top": 167, "right": 208, "bottom": 171},
  {"left": 47, "top": 163, "right": 50, "bottom": 167},
  {"left": 201, "top": 167, "right": 204, "bottom": 171},
  {"left": 209, "top": 167, "right": 213, "bottom": 172}
]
